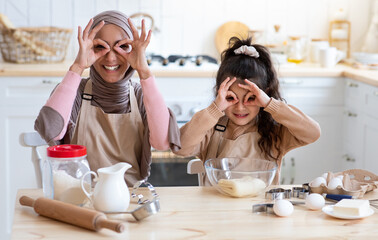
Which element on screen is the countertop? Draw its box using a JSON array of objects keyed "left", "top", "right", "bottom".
[
  {"left": 12, "top": 186, "right": 378, "bottom": 239},
  {"left": 0, "top": 61, "right": 377, "bottom": 87}
]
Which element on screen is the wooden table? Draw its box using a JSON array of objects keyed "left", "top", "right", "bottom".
[{"left": 12, "top": 186, "right": 378, "bottom": 239}]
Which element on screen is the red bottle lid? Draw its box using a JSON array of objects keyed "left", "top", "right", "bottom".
[{"left": 47, "top": 144, "right": 87, "bottom": 158}]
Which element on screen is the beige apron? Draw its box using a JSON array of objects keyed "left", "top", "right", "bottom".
[
  {"left": 71, "top": 80, "right": 144, "bottom": 186},
  {"left": 203, "top": 116, "right": 281, "bottom": 185}
]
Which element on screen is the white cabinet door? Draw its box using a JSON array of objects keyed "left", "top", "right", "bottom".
[
  {"left": 341, "top": 106, "right": 363, "bottom": 170},
  {"left": 361, "top": 82, "right": 378, "bottom": 174},
  {"left": 286, "top": 106, "right": 343, "bottom": 184},
  {"left": 361, "top": 114, "right": 378, "bottom": 173},
  {"left": 279, "top": 77, "right": 344, "bottom": 184},
  {"left": 280, "top": 154, "right": 296, "bottom": 184},
  {"left": 341, "top": 79, "right": 364, "bottom": 170},
  {"left": 0, "top": 77, "right": 59, "bottom": 240}
]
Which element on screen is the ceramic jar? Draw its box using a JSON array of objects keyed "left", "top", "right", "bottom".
[{"left": 310, "top": 39, "right": 329, "bottom": 63}]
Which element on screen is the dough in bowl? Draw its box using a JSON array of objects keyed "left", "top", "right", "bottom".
[{"left": 218, "top": 176, "right": 266, "bottom": 197}]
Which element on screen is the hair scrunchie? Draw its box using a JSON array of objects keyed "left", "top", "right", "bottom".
[{"left": 234, "top": 45, "right": 259, "bottom": 58}]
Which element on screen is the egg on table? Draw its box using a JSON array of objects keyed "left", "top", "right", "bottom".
[
  {"left": 273, "top": 199, "right": 294, "bottom": 217},
  {"left": 305, "top": 193, "right": 325, "bottom": 210}
]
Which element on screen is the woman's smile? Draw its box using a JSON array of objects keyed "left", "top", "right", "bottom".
[{"left": 103, "top": 65, "right": 120, "bottom": 71}]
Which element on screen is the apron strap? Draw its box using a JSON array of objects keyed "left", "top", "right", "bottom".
[
  {"left": 129, "top": 85, "right": 137, "bottom": 112},
  {"left": 74, "top": 80, "right": 93, "bottom": 143},
  {"left": 206, "top": 116, "right": 228, "bottom": 159}
]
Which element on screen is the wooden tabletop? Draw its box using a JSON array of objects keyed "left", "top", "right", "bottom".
[{"left": 12, "top": 186, "right": 378, "bottom": 239}]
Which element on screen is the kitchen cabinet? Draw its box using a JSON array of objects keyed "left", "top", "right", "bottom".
[
  {"left": 0, "top": 77, "right": 59, "bottom": 240},
  {"left": 279, "top": 77, "right": 344, "bottom": 184},
  {"left": 341, "top": 79, "right": 378, "bottom": 173},
  {"left": 360, "top": 82, "right": 378, "bottom": 173},
  {"left": 341, "top": 79, "right": 363, "bottom": 170},
  {"left": 362, "top": 114, "right": 378, "bottom": 172}
]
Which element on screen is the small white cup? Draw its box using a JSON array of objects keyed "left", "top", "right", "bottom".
[{"left": 319, "top": 47, "right": 345, "bottom": 68}]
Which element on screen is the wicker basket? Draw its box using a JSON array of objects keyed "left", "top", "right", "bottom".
[{"left": 0, "top": 26, "right": 72, "bottom": 63}]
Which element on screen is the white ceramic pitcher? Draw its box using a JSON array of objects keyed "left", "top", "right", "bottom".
[
  {"left": 81, "top": 162, "right": 132, "bottom": 212},
  {"left": 319, "top": 47, "right": 345, "bottom": 68}
]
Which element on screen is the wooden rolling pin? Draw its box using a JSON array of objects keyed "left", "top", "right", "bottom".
[{"left": 19, "top": 196, "right": 124, "bottom": 233}]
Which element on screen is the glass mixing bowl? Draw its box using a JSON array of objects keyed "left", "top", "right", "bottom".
[{"left": 204, "top": 157, "right": 277, "bottom": 197}]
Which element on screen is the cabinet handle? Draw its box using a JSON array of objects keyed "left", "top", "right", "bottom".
[
  {"left": 42, "top": 79, "right": 59, "bottom": 85},
  {"left": 290, "top": 157, "right": 295, "bottom": 167},
  {"left": 280, "top": 79, "right": 303, "bottom": 85},
  {"left": 290, "top": 157, "right": 295, "bottom": 184},
  {"left": 344, "top": 111, "right": 357, "bottom": 117},
  {"left": 290, "top": 177, "right": 295, "bottom": 185},
  {"left": 343, "top": 154, "right": 355, "bottom": 162},
  {"left": 347, "top": 82, "right": 359, "bottom": 88}
]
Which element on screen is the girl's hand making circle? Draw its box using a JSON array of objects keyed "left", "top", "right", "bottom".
[
  {"left": 114, "top": 18, "right": 152, "bottom": 79},
  {"left": 238, "top": 79, "right": 271, "bottom": 108},
  {"left": 71, "top": 19, "right": 108, "bottom": 75},
  {"left": 214, "top": 77, "right": 239, "bottom": 111}
]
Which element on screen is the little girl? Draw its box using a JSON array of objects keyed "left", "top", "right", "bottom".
[{"left": 174, "top": 37, "right": 321, "bottom": 185}]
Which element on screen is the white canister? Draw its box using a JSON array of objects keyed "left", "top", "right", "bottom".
[
  {"left": 43, "top": 144, "right": 91, "bottom": 205},
  {"left": 333, "top": 8, "right": 347, "bottom": 21},
  {"left": 331, "top": 29, "right": 348, "bottom": 40},
  {"left": 310, "top": 39, "right": 329, "bottom": 63}
]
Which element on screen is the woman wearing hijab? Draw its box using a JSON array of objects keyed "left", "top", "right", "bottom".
[{"left": 34, "top": 10, "right": 180, "bottom": 186}]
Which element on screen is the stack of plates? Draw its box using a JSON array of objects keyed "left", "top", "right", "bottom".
[
  {"left": 352, "top": 52, "right": 378, "bottom": 70},
  {"left": 353, "top": 52, "right": 378, "bottom": 65}
]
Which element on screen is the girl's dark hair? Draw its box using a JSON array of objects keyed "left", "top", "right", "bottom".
[{"left": 215, "top": 37, "right": 283, "bottom": 160}]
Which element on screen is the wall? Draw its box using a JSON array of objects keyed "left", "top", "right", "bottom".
[{"left": 0, "top": 0, "right": 373, "bottom": 60}]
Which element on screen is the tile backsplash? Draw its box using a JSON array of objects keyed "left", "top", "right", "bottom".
[{"left": 0, "top": 0, "right": 373, "bottom": 60}]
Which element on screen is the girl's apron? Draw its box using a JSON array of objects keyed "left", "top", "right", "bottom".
[
  {"left": 204, "top": 116, "right": 281, "bottom": 185},
  {"left": 71, "top": 80, "right": 144, "bottom": 186}
]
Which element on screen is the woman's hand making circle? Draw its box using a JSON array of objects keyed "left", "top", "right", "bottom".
[
  {"left": 114, "top": 18, "right": 152, "bottom": 79},
  {"left": 71, "top": 19, "right": 108, "bottom": 75},
  {"left": 238, "top": 79, "right": 271, "bottom": 108},
  {"left": 214, "top": 77, "right": 239, "bottom": 111}
]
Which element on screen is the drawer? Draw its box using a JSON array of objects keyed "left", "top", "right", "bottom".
[
  {"left": 279, "top": 77, "right": 344, "bottom": 106},
  {"left": 344, "top": 78, "right": 363, "bottom": 109},
  {"left": 0, "top": 77, "right": 61, "bottom": 106}
]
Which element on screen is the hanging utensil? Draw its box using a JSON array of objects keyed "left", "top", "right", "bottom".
[{"left": 129, "top": 12, "right": 159, "bottom": 33}]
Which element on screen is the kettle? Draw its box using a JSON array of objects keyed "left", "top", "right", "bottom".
[{"left": 81, "top": 162, "right": 132, "bottom": 212}]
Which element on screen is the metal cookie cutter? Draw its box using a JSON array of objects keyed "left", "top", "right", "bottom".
[
  {"left": 131, "top": 179, "right": 159, "bottom": 204},
  {"left": 252, "top": 203, "right": 274, "bottom": 214},
  {"left": 106, "top": 180, "right": 160, "bottom": 221},
  {"left": 292, "top": 187, "right": 309, "bottom": 199},
  {"left": 265, "top": 188, "right": 292, "bottom": 200}
]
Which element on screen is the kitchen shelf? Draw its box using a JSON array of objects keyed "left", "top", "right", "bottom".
[{"left": 329, "top": 20, "right": 351, "bottom": 58}]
